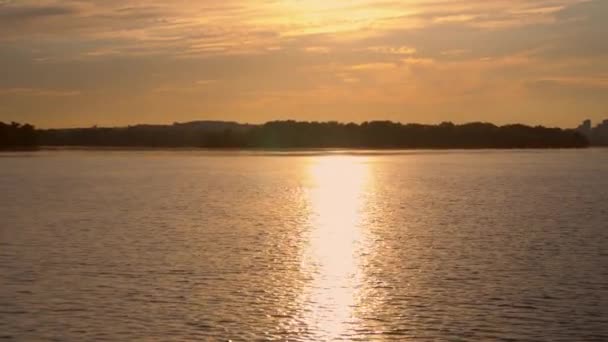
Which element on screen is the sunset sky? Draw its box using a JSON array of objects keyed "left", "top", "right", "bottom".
[{"left": 0, "top": 0, "right": 606, "bottom": 128}]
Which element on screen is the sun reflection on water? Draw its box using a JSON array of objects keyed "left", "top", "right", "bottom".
[{"left": 300, "top": 155, "right": 372, "bottom": 339}]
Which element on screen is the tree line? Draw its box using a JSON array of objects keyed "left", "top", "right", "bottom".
[
  {"left": 32, "top": 120, "right": 588, "bottom": 149},
  {"left": 0, "top": 120, "right": 591, "bottom": 149}
]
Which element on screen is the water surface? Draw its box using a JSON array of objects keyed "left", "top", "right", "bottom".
[{"left": 1, "top": 149, "right": 607, "bottom": 340}]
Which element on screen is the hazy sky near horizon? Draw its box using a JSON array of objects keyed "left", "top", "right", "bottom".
[{"left": 0, "top": 0, "right": 606, "bottom": 128}]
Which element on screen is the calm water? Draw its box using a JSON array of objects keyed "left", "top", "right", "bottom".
[{"left": 1, "top": 149, "right": 607, "bottom": 341}]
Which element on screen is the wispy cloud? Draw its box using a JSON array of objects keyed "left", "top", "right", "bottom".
[
  {"left": 0, "top": 0, "right": 589, "bottom": 57},
  {"left": 0, "top": 0, "right": 606, "bottom": 128},
  {"left": 0, "top": 87, "right": 80, "bottom": 97},
  {"left": 0, "top": 5, "right": 75, "bottom": 21},
  {"left": 532, "top": 76, "right": 608, "bottom": 89}
]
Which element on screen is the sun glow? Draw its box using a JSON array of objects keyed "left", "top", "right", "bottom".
[
  {"left": 268, "top": 0, "right": 410, "bottom": 35},
  {"left": 300, "top": 156, "right": 372, "bottom": 339}
]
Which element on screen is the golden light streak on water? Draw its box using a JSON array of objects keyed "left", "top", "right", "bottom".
[{"left": 299, "top": 156, "right": 372, "bottom": 339}]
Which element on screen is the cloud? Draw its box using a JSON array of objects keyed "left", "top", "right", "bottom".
[
  {"left": 0, "top": 87, "right": 80, "bottom": 97},
  {"left": 304, "top": 46, "right": 331, "bottom": 54},
  {"left": 0, "top": 0, "right": 587, "bottom": 56},
  {"left": 0, "top": 0, "right": 606, "bottom": 128},
  {"left": 363, "top": 46, "right": 417, "bottom": 55},
  {"left": 0, "top": 3, "right": 77, "bottom": 21},
  {"left": 531, "top": 76, "right": 608, "bottom": 89},
  {"left": 152, "top": 79, "right": 218, "bottom": 93},
  {"left": 350, "top": 63, "right": 396, "bottom": 71}
]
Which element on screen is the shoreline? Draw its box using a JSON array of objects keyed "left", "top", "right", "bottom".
[{"left": 2, "top": 145, "right": 605, "bottom": 155}]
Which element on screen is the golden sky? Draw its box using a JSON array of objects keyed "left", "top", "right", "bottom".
[{"left": 0, "top": 0, "right": 606, "bottom": 128}]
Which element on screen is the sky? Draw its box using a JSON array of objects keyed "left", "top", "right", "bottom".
[{"left": 0, "top": 0, "right": 606, "bottom": 128}]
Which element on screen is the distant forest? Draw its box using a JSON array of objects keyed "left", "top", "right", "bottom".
[
  {"left": 0, "top": 120, "right": 591, "bottom": 149},
  {"left": 0, "top": 122, "right": 37, "bottom": 149}
]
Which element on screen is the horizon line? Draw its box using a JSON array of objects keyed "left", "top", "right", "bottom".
[{"left": 12, "top": 118, "right": 603, "bottom": 131}]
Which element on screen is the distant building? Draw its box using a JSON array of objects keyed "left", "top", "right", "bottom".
[
  {"left": 578, "top": 119, "right": 608, "bottom": 146},
  {"left": 594, "top": 119, "right": 608, "bottom": 146}
]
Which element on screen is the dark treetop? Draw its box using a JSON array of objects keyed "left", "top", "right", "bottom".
[
  {"left": 2, "top": 120, "right": 589, "bottom": 149},
  {"left": 0, "top": 122, "right": 37, "bottom": 149}
]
